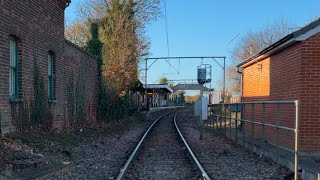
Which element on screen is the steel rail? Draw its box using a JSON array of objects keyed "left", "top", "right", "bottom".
[
  {"left": 116, "top": 111, "right": 174, "bottom": 180},
  {"left": 174, "top": 113, "right": 211, "bottom": 180}
]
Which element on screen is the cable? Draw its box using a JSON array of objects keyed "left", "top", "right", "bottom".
[
  {"left": 164, "top": 0, "right": 170, "bottom": 57},
  {"left": 226, "top": 33, "right": 240, "bottom": 47},
  {"left": 163, "top": 0, "right": 179, "bottom": 74}
]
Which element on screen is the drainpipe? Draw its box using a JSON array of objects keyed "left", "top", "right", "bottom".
[
  {"left": 237, "top": 67, "right": 243, "bottom": 102},
  {"left": 237, "top": 67, "right": 244, "bottom": 128}
]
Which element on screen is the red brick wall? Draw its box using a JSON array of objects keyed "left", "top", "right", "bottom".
[
  {"left": 298, "top": 33, "right": 320, "bottom": 152},
  {"left": 0, "top": 1, "right": 98, "bottom": 133},
  {"left": 243, "top": 58, "right": 270, "bottom": 97},
  {"left": 242, "top": 33, "right": 320, "bottom": 152},
  {"left": 56, "top": 41, "right": 98, "bottom": 128}
]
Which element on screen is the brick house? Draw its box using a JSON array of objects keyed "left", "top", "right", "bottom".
[
  {"left": 237, "top": 18, "right": 320, "bottom": 153},
  {"left": 0, "top": 0, "right": 98, "bottom": 134}
]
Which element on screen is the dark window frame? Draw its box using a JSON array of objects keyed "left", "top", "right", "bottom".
[
  {"left": 9, "top": 36, "right": 19, "bottom": 100},
  {"left": 48, "top": 52, "right": 55, "bottom": 101}
]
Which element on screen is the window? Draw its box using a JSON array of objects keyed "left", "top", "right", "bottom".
[
  {"left": 48, "top": 53, "right": 54, "bottom": 100},
  {"left": 9, "top": 38, "right": 18, "bottom": 98}
]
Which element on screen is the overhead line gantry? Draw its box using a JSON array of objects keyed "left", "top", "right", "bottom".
[{"left": 143, "top": 56, "right": 226, "bottom": 105}]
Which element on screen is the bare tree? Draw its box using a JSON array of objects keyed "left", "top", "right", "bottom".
[
  {"left": 77, "top": 0, "right": 107, "bottom": 20},
  {"left": 65, "top": 0, "right": 160, "bottom": 91},
  {"left": 65, "top": 21, "right": 91, "bottom": 48},
  {"left": 76, "top": 0, "right": 160, "bottom": 23},
  {"left": 227, "top": 18, "right": 295, "bottom": 95},
  {"left": 65, "top": 0, "right": 160, "bottom": 51}
]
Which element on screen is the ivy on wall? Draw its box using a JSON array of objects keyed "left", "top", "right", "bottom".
[{"left": 11, "top": 60, "right": 52, "bottom": 131}]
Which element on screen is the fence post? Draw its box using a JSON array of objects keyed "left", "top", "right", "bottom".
[
  {"left": 229, "top": 105, "right": 232, "bottom": 139},
  {"left": 224, "top": 104, "right": 227, "bottom": 136},
  {"left": 211, "top": 109, "right": 214, "bottom": 131},
  {"left": 217, "top": 115, "right": 220, "bottom": 131},
  {"left": 211, "top": 114, "right": 214, "bottom": 130},
  {"left": 242, "top": 103, "right": 245, "bottom": 146},
  {"left": 276, "top": 103, "right": 280, "bottom": 165},
  {"left": 220, "top": 105, "right": 223, "bottom": 131},
  {"left": 262, "top": 103, "right": 266, "bottom": 139},
  {"left": 294, "top": 100, "right": 299, "bottom": 180},
  {"left": 251, "top": 103, "right": 255, "bottom": 138},
  {"left": 235, "top": 103, "right": 238, "bottom": 143},
  {"left": 213, "top": 115, "right": 216, "bottom": 131}
]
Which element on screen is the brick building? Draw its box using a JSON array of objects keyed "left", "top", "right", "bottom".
[
  {"left": 237, "top": 18, "right": 320, "bottom": 152},
  {"left": 0, "top": 1, "right": 98, "bottom": 134}
]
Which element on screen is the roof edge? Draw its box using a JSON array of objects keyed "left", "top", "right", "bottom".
[
  {"left": 237, "top": 34, "right": 293, "bottom": 68},
  {"left": 64, "top": 0, "right": 71, "bottom": 8},
  {"left": 65, "top": 39, "right": 97, "bottom": 59},
  {"left": 237, "top": 18, "right": 320, "bottom": 68},
  {"left": 143, "top": 84, "right": 173, "bottom": 93}
]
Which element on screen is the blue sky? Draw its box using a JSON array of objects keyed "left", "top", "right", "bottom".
[{"left": 66, "top": 0, "right": 320, "bottom": 88}]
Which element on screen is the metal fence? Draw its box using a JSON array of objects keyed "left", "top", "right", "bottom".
[{"left": 208, "top": 100, "right": 299, "bottom": 180}]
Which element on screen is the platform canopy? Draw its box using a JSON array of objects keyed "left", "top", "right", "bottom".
[
  {"left": 143, "top": 84, "right": 173, "bottom": 93},
  {"left": 172, "top": 84, "right": 213, "bottom": 92}
]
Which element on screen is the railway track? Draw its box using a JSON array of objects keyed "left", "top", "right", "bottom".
[
  {"left": 176, "top": 109, "right": 291, "bottom": 179},
  {"left": 116, "top": 111, "right": 210, "bottom": 180}
]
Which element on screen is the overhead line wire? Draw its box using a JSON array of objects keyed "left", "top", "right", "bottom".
[{"left": 163, "top": 0, "right": 179, "bottom": 74}]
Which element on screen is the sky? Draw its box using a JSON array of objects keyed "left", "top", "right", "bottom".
[{"left": 65, "top": 0, "right": 320, "bottom": 90}]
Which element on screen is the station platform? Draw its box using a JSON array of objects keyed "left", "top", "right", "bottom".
[{"left": 149, "top": 106, "right": 186, "bottom": 113}]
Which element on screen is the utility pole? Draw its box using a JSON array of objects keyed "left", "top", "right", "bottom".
[
  {"left": 223, "top": 57, "right": 226, "bottom": 102},
  {"left": 145, "top": 59, "right": 148, "bottom": 108}
]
